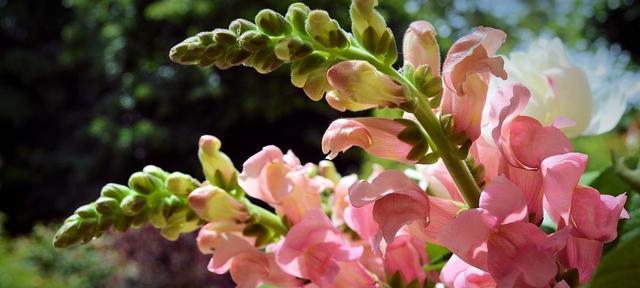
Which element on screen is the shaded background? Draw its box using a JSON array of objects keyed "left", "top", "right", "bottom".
[{"left": 1, "top": 0, "right": 639, "bottom": 287}]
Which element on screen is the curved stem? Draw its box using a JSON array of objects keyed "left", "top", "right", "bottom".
[{"left": 335, "top": 45, "right": 482, "bottom": 207}]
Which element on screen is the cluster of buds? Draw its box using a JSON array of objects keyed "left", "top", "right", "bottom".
[{"left": 53, "top": 165, "right": 202, "bottom": 247}]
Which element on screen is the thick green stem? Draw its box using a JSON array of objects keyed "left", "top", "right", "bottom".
[
  {"left": 240, "top": 197, "right": 288, "bottom": 235},
  {"left": 334, "top": 45, "right": 482, "bottom": 207}
]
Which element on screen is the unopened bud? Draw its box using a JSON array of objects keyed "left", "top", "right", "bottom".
[
  {"left": 213, "top": 29, "right": 237, "bottom": 47},
  {"left": 166, "top": 172, "right": 200, "bottom": 196},
  {"left": 229, "top": 19, "right": 256, "bottom": 36},
  {"left": 75, "top": 204, "right": 98, "bottom": 218},
  {"left": 199, "top": 135, "right": 236, "bottom": 189},
  {"left": 188, "top": 185, "right": 249, "bottom": 223},
  {"left": 305, "top": 10, "right": 349, "bottom": 49},
  {"left": 120, "top": 194, "right": 147, "bottom": 216},
  {"left": 100, "top": 183, "right": 131, "bottom": 201},
  {"left": 255, "top": 9, "right": 291, "bottom": 36},
  {"left": 325, "top": 60, "right": 405, "bottom": 111},
  {"left": 274, "top": 37, "right": 312, "bottom": 61},
  {"left": 53, "top": 220, "right": 82, "bottom": 248},
  {"left": 286, "top": 3, "right": 310, "bottom": 34},
  {"left": 246, "top": 48, "right": 283, "bottom": 74},
  {"left": 318, "top": 160, "right": 341, "bottom": 183},
  {"left": 350, "top": 0, "right": 386, "bottom": 41},
  {"left": 128, "top": 172, "right": 162, "bottom": 194},
  {"left": 95, "top": 197, "right": 120, "bottom": 215},
  {"left": 238, "top": 31, "right": 271, "bottom": 52},
  {"left": 403, "top": 21, "right": 440, "bottom": 75},
  {"left": 143, "top": 165, "right": 169, "bottom": 181}
]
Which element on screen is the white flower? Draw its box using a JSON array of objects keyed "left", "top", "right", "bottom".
[{"left": 498, "top": 38, "right": 636, "bottom": 137}]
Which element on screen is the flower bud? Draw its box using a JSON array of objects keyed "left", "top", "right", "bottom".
[
  {"left": 53, "top": 219, "right": 83, "bottom": 248},
  {"left": 75, "top": 204, "right": 98, "bottom": 219},
  {"left": 305, "top": 10, "right": 349, "bottom": 49},
  {"left": 166, "top": 172, "right": 200, "bottom": 196},
  {"left": 403, "top": 21, "right": 440, "bottom": 75},
  {"left": 318, "top": 160, "right": 341, "bottom": 183},
  {"left": 188, "top": 185, "right": 250, "bottom": 224},
  {"left": 100, "top": 183, "right": 132, "bottom": 201},
  {"left": 128, "top": 172, "right": 162, "bottom": 195},
  {"left": 255, "top": 9, "right": 291, "bottom": 36},
  {"left": 326, "top": 60, "right": 405, "bottom": 111},
  {"left": 245, "top": 47, "right": 283, "bottom": 74},
  {"left": 120, "top": 194, "right": 147, "bottom": 216},
  {"left": 274, "top": 37, "right": 313, "bottom": 61},
  {"left": 95, "top": 197, "right": 120, "bottom": 215},
  {"left": 142, "top": 165, "right": 169, "bottom": 181},
  {"left": 169, "top": 36, "right": 206, "bottom": 65},
  {"left": 212, "top": 29, "right": 237, "bottom": 47},
  {"left": 238, "top": 31, "right": 271, "bottom": 53},
  {"left": 198, "top": 135, "right": 236, "bottom": 188},
  {"left": 350, "top": 0, "right": 386, "bottom": 41},
  {"left": 229, "top": 19, "right": 257, "bottom": 36},
  {"left": 286, "top": 2, "right": 310, "bottom": 34}
]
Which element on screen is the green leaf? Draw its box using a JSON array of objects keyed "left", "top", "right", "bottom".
[
  {"left": 588, "top": 234, "right": 640, "bottom": 287},
  {"left": 588, "top": 156, "right": 639, "bottom": 196}
]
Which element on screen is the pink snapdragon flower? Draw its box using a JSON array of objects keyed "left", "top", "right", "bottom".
[
  {"left": 201, "top": 231, "right": 301, "bottom": 288},
  {"left": 349, "top": 170, "right": 430, "bottom": 251},
  {"left": 238, "top": 146, "right": 330, "bottom": 224},
  {"left": 438, "top": 176, "right": 569, "bottom": 287},
  {"left": 274, "top": 209, "right": 371, "bottom": 287},
  {"left": 322, "top": 117, "right": 417, "bottom": 163},
  {"left": 403, "top": 20, "right": 440, "bottom": 74},
  {"left": 325, "top": 60, "right": 405, "bottom": 111},
  {"left": 383, "top": 232, "right": 428, "bottom": 285},
  {"left": 440, "top": 255, "right": 496, "bottom": 288},
  {"left": 440, "top": 27, "right": 508, "bottom": 141}
]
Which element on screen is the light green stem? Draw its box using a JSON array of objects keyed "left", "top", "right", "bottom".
[{"left": 239, "top": 197, "right": 288, "bottom": 235}]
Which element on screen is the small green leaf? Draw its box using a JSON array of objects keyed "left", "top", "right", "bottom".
[{"left": 588, "top": 234, "right": 640, "bottom": 287}]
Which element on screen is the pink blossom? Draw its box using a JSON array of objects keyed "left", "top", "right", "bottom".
[
  {"left": 349, "top": 170, "right": 430, "bottom": 251},
  {"left": 322, "top": 117, "right": 416, "bottom": 163},
  {"left": 275, "top": 210, "right": 364, "bottom": 287},
  {"left": 540, "top": 153, "right": 588, "bottom": 224},
  {"left": 408, "top": 196, "right": 462, "bottom": 246},
  {"left": 438, "top": 176, "right": 568, "bottom": 287},
  {"left": 569, "top": 186, "right": 628, "bottom": 242},
  {"left": 196, "top": 222, "right": 252, "bottom": 255},
  {"left": 384, "top": 233, "right": 427, "bottom": 285},
  {"left": 415, "top": 161, "right": 464, "bottom": 201},
  {"left": 403, "top": 20, "right": 440, "bottom": 75},
  {"left": 202, "top": 232, "right": 300, "bottom": 287},
  {"left": 440, "top": 255, "right": 496, "bottom": 288},
  {"left": 441, "top": 27, "right": 507, "bottom": 140},
  {"left": 558, "top": 234, "right": 603, "bottom": 284},
  {"left": 326, "top": 61, "right": 405, "bottom": 111}
]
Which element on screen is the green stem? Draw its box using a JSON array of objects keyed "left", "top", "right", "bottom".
[
  {"left": 240, "top": 197, "right": 288, "bottom": 235},
  {"left": 334, "top": 45, "right": 482, "bottom": 207}
]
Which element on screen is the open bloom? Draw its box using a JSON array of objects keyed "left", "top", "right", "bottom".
[
  {"left": 501, "top": 38, "right": 619, "bottom": 137},
  {"left": 383, "top": 232, "right": 428, "bottom": 285},
  {"left": 322, "top": 117, "right": 418, "bottom": 163},
  {"left": 274, "top": 209, "right": 367, "bottom": 287},
  {"left": 349, "top": 170, "right": 430, "bottom": 251},
  {"left": 440, "top": 255, "right": 496, "bottom": 288},
  {"left": 441, "top": 27, "right": 508, "bottom": 141},
  {"left": 326, "top": 60, "right": 405, "bottom": 111},
  {"left": 438, "top": 176, "right": 569, "bottom": 287}
]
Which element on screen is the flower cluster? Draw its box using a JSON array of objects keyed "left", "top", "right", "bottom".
[{"left": 55, "top": 1, "right": 632, "bottom": 287}]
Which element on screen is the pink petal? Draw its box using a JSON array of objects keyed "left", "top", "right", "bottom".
[
  {"left": 344, "top": 203, "right": 379, "bottom": 244},
  {"left": 442, "top": 27, "right": 507, "bottom": 94},
  {"left": 403, "top": 20, "right": 440, "bottom": 75},
  {"left": 559, "top": 235, "right": 603, "bottom": 284},
  {"left": 441, "top": 75, "right": 490, "bottom": 140},
  {"left": 239, "top": 145, "right": 285, "bottom": 204},
  {"left": 479, "top": 175, "right": 528, "bottom": 225},
  {"left": 506, "top": 116, "right": 572, "bottom": 169},
  {"left": 487, "top": 222, "right": 560, "bottom": 288},
  {"left": 332, "top": 261, "right": 377, "bottom": 288},
  {"left": 503, "top": 165, "right": 544, "bottom": 224},
  {"left": 230, "top": 252, "right": 302, "bottom": 288},
  {"left": 487, "top": 83, "right": 531, "bottom": 151},
  {"left": 438, "top": 209, "right": 495, "bottom": 269},
  {"left": 541, "top": 153, "right": 588, "bottom": 224},
  {"left": 570, "top": 187, "right": 627, "bottom": 242},
  {"left": 440, "top": 255, "right": 496, "bottom": 288},
  {"left": 322, "top": 117, "right": 414, "bottom": 163},
  {"left": 208, "top": 233, "right": 256, "bottom": 274},
  {"left": 408, "top": 196, "right": 462, "bottom": 245},
  {"left": 384, "top": 234, "right": 426, "bottom": 285}
]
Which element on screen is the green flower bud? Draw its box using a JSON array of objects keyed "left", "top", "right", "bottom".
[
  {"left": 229, "top": 19, "right": 256, "bottom": 36},
  {"left": 213, "top": 29, "right": 237, "bottom": 47},
  {"left": 198, "top": 135, "right": 236, "bottom": 189},
  {"left": 169, "top": 36, "right": 206, "bottom": 65},
  {"left": 305, "top": 10, "right": 349, "bottom": 49},
  {"left": 350, "top": 0, "right": 387, "bottom": 40},
  {"left": 100, "top": 183, "right": 131, "bottom": 201},
  {"left": 120, "top": 194, "right": 147, "bottom": 216},
  {"left": 128, "top": 172, "right": 162, "bottom": 195},
  {"left": 274, "top": 37, "right": 313, "bottom": 61},
  {"left": 162, "top": 195, "right": 183, "bottom": 220},
  {"left": 196, "top": 31, "right": 215, "bottom": 46},
  {"left": 53, "top": 220, "right": 83, "bottom": 248},
  {"left": 75, "top": 204, "right": 98, "bottom": 218},
  {"left": 95, "top": 197, "right": 120, "bottom": 215},
  {"left": 412, "top": 65, "right": 442, "bottom": 99},
  {"left": 318, "top": 160, "right": 341, "bottom": 183},
  {"left": 238, "top": 31, "right": 271, "bottom": 53},
  {"left": 142, "top": 165, "right": 169, "bottom": 181},
  {"left": 286, "top": 3, "right": 310, "bottom": 34},
  {"left": 255, "top": 9, "right": 291, "bottom": 36},
  {"left": 113, "top": 215, "right": 133, "bottom": 232},
  {"left": 165, "top": 172, "right": 199, "bottom": 196}
]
